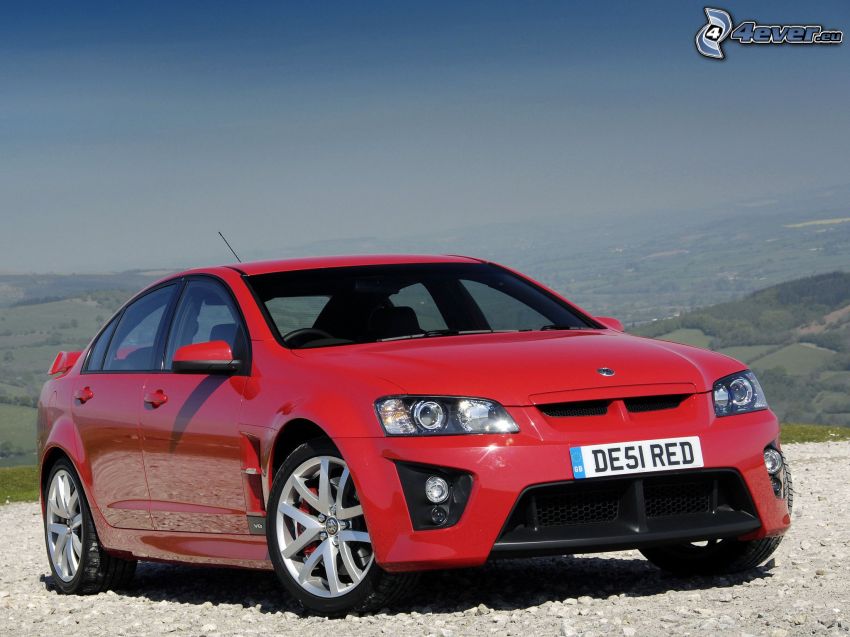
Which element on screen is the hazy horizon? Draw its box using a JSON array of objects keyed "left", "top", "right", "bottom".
[{"left": 2, "top": 1, "right": 849, "bottom": 273}]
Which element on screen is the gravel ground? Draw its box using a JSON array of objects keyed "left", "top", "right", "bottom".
[{"left": 1, "top": 442, "right": 848, "bottom": 637}]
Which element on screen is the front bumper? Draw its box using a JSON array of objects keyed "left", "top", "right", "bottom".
[{"left": 337, "top": 400, "right": 791, "bottom": 572}]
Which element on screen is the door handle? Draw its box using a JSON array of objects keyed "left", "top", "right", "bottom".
[
  {"left": 144, "top": 389, "right": 168, "bottom": 408},
  {"left": 73, "top": 387, "right": 94, "bottom": 404}
]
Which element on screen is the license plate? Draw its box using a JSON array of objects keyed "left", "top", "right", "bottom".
[{"left": 570, "top": 436, "right": 703, "bottom": 479}]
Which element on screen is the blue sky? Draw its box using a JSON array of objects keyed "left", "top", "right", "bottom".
[{"left": 1, "top": 1, "right": 848, "bottom": 272}]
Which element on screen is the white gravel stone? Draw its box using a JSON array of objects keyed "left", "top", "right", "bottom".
[
  {"left": 0, "top": 442, "right": 848, "bottom": 636},
  {"left": 560, "top": 620, "right": 578, "bottom": 636}
]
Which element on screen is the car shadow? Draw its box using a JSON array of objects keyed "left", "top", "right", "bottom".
[
  {"left": 41, "top": 553, "right": 775, "bottom": 615},
  {"left": 167, "top": 375, "right": 229, "bottom": 453}
]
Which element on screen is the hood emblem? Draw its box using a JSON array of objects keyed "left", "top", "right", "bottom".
[{"left": 597, "top": 367, "right": 615, "bottom": 377}]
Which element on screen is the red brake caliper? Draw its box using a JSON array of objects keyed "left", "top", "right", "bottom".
[{"left": 299, "top": 486, "right": 320, "bottom": 557}]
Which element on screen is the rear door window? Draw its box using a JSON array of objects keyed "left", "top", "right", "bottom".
[
  {"left": 85, "top": 317, "right": 119, "bottom": 372},
  {"left": 103, "top": 285, "right": 177, "bottom": 372}
]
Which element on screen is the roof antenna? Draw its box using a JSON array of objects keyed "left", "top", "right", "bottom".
[{"left": 218, "top": 231, "right": 242, "bottom": 263}]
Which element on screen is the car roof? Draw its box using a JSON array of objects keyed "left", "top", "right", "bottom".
[{"left": 179, "top": 254, "right": 485, "bottom": 277}]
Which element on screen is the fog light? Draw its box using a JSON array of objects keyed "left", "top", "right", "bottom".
[
  {"left": 425, "top": 476, "right": 449, "bottom": 503},
  {"left": 764, "top": 448, "right": 783, "bottom": 475},
  {"left": 771, "top": 476, "right": 782, "bottom": 497},
  {"left": 430, "top": 506, "right": 448, "bottom": 525}
]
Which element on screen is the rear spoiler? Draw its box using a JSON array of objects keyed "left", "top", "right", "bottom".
[{"left": 48, "top": 351, "right": 82, "bottom": 375}]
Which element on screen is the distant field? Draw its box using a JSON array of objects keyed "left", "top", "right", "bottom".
[
  {"left": 0, "top": 292, "right": 129, "bottom": 401},
  {"left": 656, "top": 328, "right": 712, "bottom": 349},
  {"left": 6, "top": 344, "right": 68, "bottom": 374},
  {"left": 784, "top": 216, "right": 850, "bottom": 228},
  {"left": 717, "top": 345, "right": 777, "bottom": 364},
  {"left": 752, "top": 343, "right": 837, "bottom": 376},
  {"left": 0, "top": 465, "right": 38, "bottom": 503},
  {"left": 0, "top": 404, "right": 37, "bottom": 468},
  {"left": 820, "top": 370, "right": 850, "bottom": 386},
  {"left": 781, "top": 423, "right": 850, "bottom": 444},
  {"left": 813, "top": 391, "right": 850, "bottom": 415},
  {"left": 0, "top": 382, "right": 29, "bottom": 399},
  {"left": 0, "top": 297, "right": 108, "bottom": 338}
]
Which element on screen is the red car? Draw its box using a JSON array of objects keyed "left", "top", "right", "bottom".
[{"left": 38, "top": 255, "right": 792, "bottom": 614}]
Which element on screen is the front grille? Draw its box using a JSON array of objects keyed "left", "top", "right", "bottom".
[
  {"left": 644, "top": 480, "right": 711, "bottom": 518},
  {"left": 495, "top": 470, "right": 759, "bottom": 555},
  {"left": 538, "top": 400, "right": 609, "bottom": 417},
  {"left": 624, "top": 394, "right": 688, "bottom": 413},
  {"left": 535, "top": 487, "right": 620, "bottom": 527},
  {"left": 538, "top": 394, "right": 690, "bottom": 418}
]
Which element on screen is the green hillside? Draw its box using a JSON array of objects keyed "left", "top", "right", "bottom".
[
  {"left": 0, "top": 404, "right": 37, "bottom": 467},
  {"left": 634, "top": 272, "right": 850, "bottom": 425},
  {"left": 0, "top": 290, "right": 129, "bottom": 403}
]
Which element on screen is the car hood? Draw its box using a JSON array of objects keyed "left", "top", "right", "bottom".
[{"left": 294, "top": 331, "right": 745, "bottom": 406}]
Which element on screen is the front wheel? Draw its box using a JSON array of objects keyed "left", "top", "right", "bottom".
[{"left": 266, "top": 439, "right": 418, "bottom": 615}]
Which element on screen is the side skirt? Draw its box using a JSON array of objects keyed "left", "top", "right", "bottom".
[{"left": 101, "top": 525, "right": 273, "bottom": 570}]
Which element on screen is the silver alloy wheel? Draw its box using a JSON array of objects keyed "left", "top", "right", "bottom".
[
  {"left": 46, "top": 469, "right": 83, "bottom": 582},
  {"left": 277, "top": 456, "right": 374, "bottom": 598}
]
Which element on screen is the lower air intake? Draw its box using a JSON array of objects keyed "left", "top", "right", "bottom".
[{"left": 493, "top": 470, "right": 760, "bottom": 557}]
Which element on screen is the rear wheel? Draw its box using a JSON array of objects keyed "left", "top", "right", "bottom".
[
  {"left": 43, "top": 458, "right": 136, "bottom": 594},
  {"left": 267, "top": 439, "right": 418, "bottom": 615},
  {"left": 640, "top": 461, "right": 792, "bottom": 575}
]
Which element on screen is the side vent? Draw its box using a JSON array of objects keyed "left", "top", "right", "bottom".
[{"left": 240, "top": 433, "right": 266, "bottom": 517}]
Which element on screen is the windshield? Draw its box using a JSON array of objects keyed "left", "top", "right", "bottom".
[{"left": 246, "top": 262, "right": 595, "bottom": 348}]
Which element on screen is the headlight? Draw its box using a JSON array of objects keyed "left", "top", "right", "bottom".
[
  {"left": 376, "top": 396, "right": 519, "bottom": 435},
  {"left": 712, "top": 370, "right": 768, "bottom": 417}
]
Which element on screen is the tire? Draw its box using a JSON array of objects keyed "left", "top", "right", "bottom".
[
  {"left": 43, "top": 458, "right": 137, "bottom": 594},
  {"left": 266, "top": 439, "right": 419, "bottom": 615},
  {"left": 640, "top": 461, "right": 793, "bottom": 576}
]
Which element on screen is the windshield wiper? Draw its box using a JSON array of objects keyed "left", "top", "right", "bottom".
[
  {"left": 423, "top": 329, "right": 500, "bottom": 337},
  {"left": 539, "top": 324, "right": 584, "bottom": 331},
  {"left": 377, "top": 329, "right": 516, "bottom": 342}
]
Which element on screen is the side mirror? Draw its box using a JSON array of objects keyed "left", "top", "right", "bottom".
[
  {"left": 172, "top": 340, "right": 240, "bottom": 374},
  {"left": 596, "top": 316, "right": 624, "bottom": 332}
]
